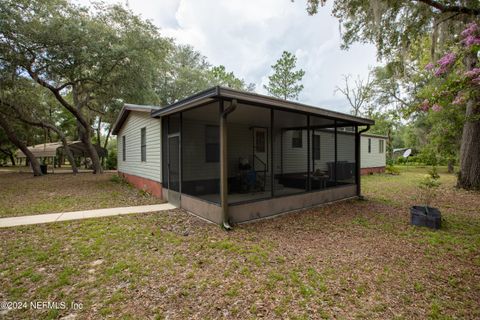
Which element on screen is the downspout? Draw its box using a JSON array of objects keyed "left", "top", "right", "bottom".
[
  {"left": 220, "top": 99, "right": 237, "bottom": 230},
  {"left": 356, "top": 125, "right": 370, "bottom": 198}
]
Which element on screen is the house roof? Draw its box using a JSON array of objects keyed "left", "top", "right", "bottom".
[
  {"left": 361, "top": 133, "right": 388, "bottom": 139},
  {"left": 16, "top": 141, "right": 108, "bottom": 158},
  {"left": 151, "top": 86, "right": 375, "bottom": 125},
  {"left": 112, "top": 103, "right": 161, "bottom": 135},
  {"left": 16, "top": 141, "right": 66, "bottom": 158}
]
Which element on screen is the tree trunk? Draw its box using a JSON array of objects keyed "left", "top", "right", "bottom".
[
  {"left": 457, "top": 98, "right": 480, "bottom": 189},
  {"left": 79, "top": 125, "right": 103, "bottom": 174},
  {"left": 0, "top": 114, "right": 42, "bottom": 176},
  {"left": 447, "top": 159, "right": 454, "bottom": 174},
  {"left": 457, "top": 53, "right": 480, "bottom": 190},
  {"left": 72, "top": 89, "right": 103, "bottom": 174},
  {"left": 103, "top": 126, "right": 112, "bottom": 151},
  {"left": 97, "top": 116, "right": 102, "bottom": 146},
  {"left": 10, "top": 153, "right": 15, "bottom": 166},
  {"left": 58, "top": 135, "right": 78, "bottom": 175},
  {"left": 101, "top": 125, "right": 113, "bottom": 168},
  {"left": 0, "top": 148, "right": 16, "bottom": 166},
  {"left": 387, "top": 128, "right": 393, "bottom": 162}
]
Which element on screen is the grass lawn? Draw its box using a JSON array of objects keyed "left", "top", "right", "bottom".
[
  {"left": 0, "top": 171, "right": 160, "bottom": 218},
  {"left": 1, "top": 167, "right": 479, "bottom": 319}
]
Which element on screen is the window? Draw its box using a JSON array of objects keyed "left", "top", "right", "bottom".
[
  {"left": 292, "top": 130, "right": 303, "bottom": 148},
  {"left": 205, "top": 125, "right": 219, "bottom": 163},
  {"left": 122, "top": 136, "right": 126, "bottom": 161},
  {"left": 379, "top": 139, "right": 384, "bottom": 153},
  {"left": 312, "top": 134, "right": 320, "bottom": 160},
  {"left": 141, "top": 127, "right": 146, "bottom": 162},
  {"left": 368, "top": 138, "right": 371, "bottom": 153}
]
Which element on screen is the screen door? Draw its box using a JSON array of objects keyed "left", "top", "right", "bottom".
[{"left": 168, "top": 135, "right": 181, "bottom": 207}]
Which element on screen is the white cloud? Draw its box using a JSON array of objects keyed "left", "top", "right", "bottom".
[{"left": 79, "top": 0, "right": 379, "bottom": 113}]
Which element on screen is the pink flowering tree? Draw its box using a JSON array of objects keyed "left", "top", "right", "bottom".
[{"left": 418, "top": 22, "right": 480, "bottom": 189}]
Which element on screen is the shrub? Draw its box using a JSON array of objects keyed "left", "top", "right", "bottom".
[
  {"left": 385, "top": 164, "right": 400, "bottom": 175},
  {"left": 417, "top": 169, "right": 441, "bottom": 212},
  {"left": 110, "top": 174, "right": 122, "bottom": 184},
  {"left": 428, "top": 166, "right": 440, "bottom": 180},
  {"left": 106, "top": 147, "right": 117, "bottom": 170}
]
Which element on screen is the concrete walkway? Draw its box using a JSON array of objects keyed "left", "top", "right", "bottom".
[{"left": 0, "top": 203, "right": 176, "bottom": 228}]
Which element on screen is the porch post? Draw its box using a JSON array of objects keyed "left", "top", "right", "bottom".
[
  {"left": 270, "top": 108, "right": 274, "bottom": 198},
  {"left": 357, "top": 125, "right": 370, "bottom": 198},
  {"left": 220, "top": 98, "right": 237, "bottom": 230},
  {"left": 334, "top": 120, "right": 337, "bottom": 186},
  {"left": 179, "top": 112, "right": 183, "bottom": 196},
  {"left": 307, "top": 115, "right": 311, "bottom": 191},
  {"left": 355, "top": 125, "right": 361, "bottom": 196}
]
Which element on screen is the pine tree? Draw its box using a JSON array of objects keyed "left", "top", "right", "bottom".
[{"left": 264, "top": 51, "right": 305, "bottom": 100}]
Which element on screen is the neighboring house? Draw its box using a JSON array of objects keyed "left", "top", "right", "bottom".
[
  {"left": 112, "top": 86, "right": 376, "bottom": 226},
  {"left": 360, "top": 134, "right": 387, "bottom": 174}
]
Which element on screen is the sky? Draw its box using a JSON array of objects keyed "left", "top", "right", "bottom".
[{"left": 81, "top": 0, "right": 379, "bottom": 113}]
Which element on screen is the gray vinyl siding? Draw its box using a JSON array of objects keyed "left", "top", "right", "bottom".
[
  {"left": 278, "top": 130, "right": 354, "bottom": 174},
  {"left": 117, "top": 111, "right": 162, "bottom": 182},
  {"left": 281, "top": 132, "right": 384, "bottom": 171},
  {"left": 278, "top": 130, "right": 307, "bottom": 174},
  {"left": 361, "top": 136, "right": 386, "bottom": 168}
]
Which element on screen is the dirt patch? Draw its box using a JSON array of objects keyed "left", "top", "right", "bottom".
[{"left": 0, "top": 168, "right": 479, "bottom": 319}]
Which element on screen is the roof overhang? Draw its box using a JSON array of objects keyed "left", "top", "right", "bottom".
[
  {"left": 151, "top": 86, "right": 374, "bottom": 126},
  {"left": 361, "top": 133, "right": 388, "bottom": 139},
  {"left": 112, "top": 103, "right": 161, "bottom": 135}
]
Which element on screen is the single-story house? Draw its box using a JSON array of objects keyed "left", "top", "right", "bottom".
[
  {"left": 112, "top": 86, "right": 380, "bottom": 227},
  {"left": 360, "top": 133, "right": 387, "bottom": 174}
]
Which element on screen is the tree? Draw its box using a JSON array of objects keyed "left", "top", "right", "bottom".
[
  {"left": 416, "top": 25, "right": 479, "bottom": 181},
  {"left": 209, "top": 65, "right": 256, "bottom": 91},
  {"left": 264, "top": 51, "right": 305, "bottom": 100},
  {"left": 0, "top": 127, "right": 17, "bottom": 166},
  {"left": 157, "top": 45, "right": 256, "bottom": 105},
  {"left": 0, "top": 73, "right": 80, "bottom": 173},
  {"left": 157, "top": 44, "right": 211, "bottom": 105},
  {"left": 0, "top": 113, "right": 42, "bottom": 176},
  {"left": 304, "top": 0, "right": 480, "bottom": 189},
  {"left": 335, "top": 74, "right": 373, "bottom": 116},
  {"left": 0, "top": 0, "right": 169, "bottom": 174}
]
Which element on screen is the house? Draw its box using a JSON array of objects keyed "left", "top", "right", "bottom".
[
  {"left": 360, "top": 133, "right": 387, "bottom": 174},
  {"left": 112, "top": 86, "right": 377, "bottom": 227},
  {"left": 15, "top": 141, "right": 107, "bottom": 169}
]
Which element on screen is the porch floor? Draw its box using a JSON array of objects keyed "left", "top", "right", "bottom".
[{"left": 197, "top": 187, "right": 304, "bottom": 204}]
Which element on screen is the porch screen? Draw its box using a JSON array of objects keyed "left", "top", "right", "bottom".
[
  {"left": 181, "top": 102, "right": 220, "bottom": 203},
  {"left": 309, "top": 116, "right": 336, "bottom": 190},
  {"left": 226, "top": 103, "right": 271, "bottom": 204},
  {"left": 336, "top": 125, "right": 356, "bottom": 185},
  {"left": 273, "top": 110, "right": 308, "bottom": 196}
]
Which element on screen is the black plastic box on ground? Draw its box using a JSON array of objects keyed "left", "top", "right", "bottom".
[
  {"left": 410, "top": 206, "right": 441, "bottom": 229},
  {"left": 40, "top": 164, "right": 48, "bottom": 175}
]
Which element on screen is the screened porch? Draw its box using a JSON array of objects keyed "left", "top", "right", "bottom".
[{"left": 161, "top": 98, "right": 359, "bottom": 207}]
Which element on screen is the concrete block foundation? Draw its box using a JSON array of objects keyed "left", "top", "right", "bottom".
[{"left": 118, "top": 172, "right": 163, "bottom": 198}]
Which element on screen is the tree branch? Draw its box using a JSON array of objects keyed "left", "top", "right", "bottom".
[
  {"left": 415, "top": 0, "right": 480, "bottom": 16},
  {"left": 24, "top": 66, "right": 91, "bottom": 130}
]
